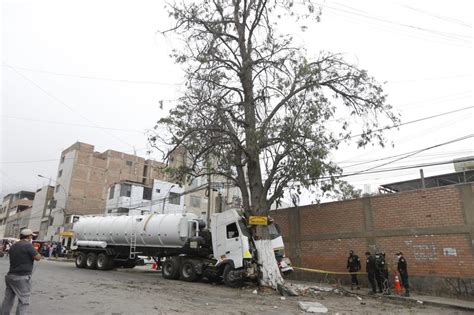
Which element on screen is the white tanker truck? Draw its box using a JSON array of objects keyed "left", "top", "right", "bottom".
[{"left": 72, "top": 209, "right": 290, "bottom": 287}]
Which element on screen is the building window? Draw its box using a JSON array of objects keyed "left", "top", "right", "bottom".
[
  {"left": 126, "top": 160, "right": 133, "bottom": 166},
  {"left": 120, "top": 184, "right": 132, "bottom": 197},
  {"left": 168, "top": 192, "right": 180, "bottom": 205},
  {"left": 60, "top": 156, "right": 65, "bottom": 163},
  {"left": 108, "top": 187, "right": 115, "bottom": 199},
  {"left": 55, "top": 185, "right": 60, "bottom": 193},
  {"left": 58, "top": 170, "right": 63, "bottom": 178},
  {"left": 190, "top": 196, "right": 201, "bottom": 208},
  {"left": 156, "top": 189, "right": 160, "bottom": 193},
  {"left": 143, "top": 187, "right": 152, "bottom": 200}
]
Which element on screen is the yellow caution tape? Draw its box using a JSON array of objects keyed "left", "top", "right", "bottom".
[{"left": 293, "top": 266, "right": 367, "bottom": 275}]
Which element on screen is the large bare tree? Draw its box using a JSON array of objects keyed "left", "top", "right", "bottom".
[{"left": 150, "top": 0, "right": 397, "bottom": 289}]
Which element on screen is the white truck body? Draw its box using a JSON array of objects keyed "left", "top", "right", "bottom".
[{"left": 73, "top": 212, "right": 199, "bottom": 248}]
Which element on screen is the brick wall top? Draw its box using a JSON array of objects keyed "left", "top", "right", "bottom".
[{"left": 371, "top": 185, "right": 465, "bottom": 230}]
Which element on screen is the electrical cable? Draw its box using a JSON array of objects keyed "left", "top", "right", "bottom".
[
  {"left": 5, "top": 66, "right": 136, "bottom": 149},
  {"left": 2, "top": 64, "right": 183, "bottom": 86},
  {"left": 343, "top": 105, "right": 473, "bottom": 141}
]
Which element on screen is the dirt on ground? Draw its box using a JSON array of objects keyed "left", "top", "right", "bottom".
[{"left": 0, "top": 259, "right": 469, "bottom": 314}]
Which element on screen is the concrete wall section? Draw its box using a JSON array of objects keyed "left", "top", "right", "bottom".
[{"left": 273, "top": 183, "right": 474, "bottom": 299}]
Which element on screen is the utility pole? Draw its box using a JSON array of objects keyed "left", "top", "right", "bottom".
[
  {"left": 162, "top": 184, "right": 176, "bottom": 214},
  {"left": 206, "top": 173, "right": 212, "bottom": 228},
  {"left": 420, "top": 169, "right": 426, "bottom": 189}
]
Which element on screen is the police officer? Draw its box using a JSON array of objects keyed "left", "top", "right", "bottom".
[
  {"left": 374, "top": 252, "right": 383, "bottom": 293},
  {"left": 396, "top": 251, "right": 410, "bottom": 297},
  {"left": 380, "top": 252, "right": 390, "bottom": 295},
  {"left": 365, "top": 251, "right": 377, "bottom": 294},
  {"left": 346, "top": 250, "right": 361, "bottom": 290}
]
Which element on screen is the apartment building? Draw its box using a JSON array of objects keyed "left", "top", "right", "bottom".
[
  {"left": 105, "top": 179, "right": 185, "bottom": 215},
  {"left": 46, "top": 142, "right": 169, "bottom": 241},
  {"left": 0, "top": 191, "right": 35, "bottom": 238}
]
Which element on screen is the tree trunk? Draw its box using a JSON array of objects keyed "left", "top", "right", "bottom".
[{"left": 253, "top": 225, "right": 284, "bottom": 289}]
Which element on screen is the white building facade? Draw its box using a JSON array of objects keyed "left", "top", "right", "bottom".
[{"left": 106, "top": 179, "right": 185, "bottom": 216}]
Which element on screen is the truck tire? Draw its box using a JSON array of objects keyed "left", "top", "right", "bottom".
[
  {"left": 97, "top": 253, "right": 112, "bottom": 270},
  {"left": 162, "top": 258, "right": 180, "bottom": 280},
  {"left": 75, "top": 252, "right": 87, "bottom": 268},
  {"left": 223, "top": 264, "right": 244, "bottom": 288},
  {"left": 180, "top": 260, "right": 199, "bottom": 282},
  {"left": 86, "top": 252, "right": 98, "bottom": 269}
]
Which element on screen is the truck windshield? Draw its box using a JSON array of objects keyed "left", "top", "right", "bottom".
[
  {"left": 268, "top": 223, "right": 281, "bottom": 240},
  {"left": 237, "top": 220, "right": 251, "bottom": 237}
]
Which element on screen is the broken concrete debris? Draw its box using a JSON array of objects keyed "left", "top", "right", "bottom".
[{"left": 298, "top": 301, "right": 328, "bottom": 313}]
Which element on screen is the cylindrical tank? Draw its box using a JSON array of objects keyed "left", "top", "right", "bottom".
[{"left": 73, "top": 213, "right": 199, "bottom": 248}]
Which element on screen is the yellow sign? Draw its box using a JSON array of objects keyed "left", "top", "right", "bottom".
[
  {"left": 60, "top": 231, "right": 74, "bottom": 237},
  {"left": 248, "top": 216, "right": 268, "bottom": 225}
]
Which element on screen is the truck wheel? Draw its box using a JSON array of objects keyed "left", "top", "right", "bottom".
[
  {"left": 86, "top": 252, "right": 98, "bottom": 269},
  {"left": 97, "top": 253, "right": 112, "bottom": 270},
  {"left": 162, "top": 259, "right": 180, "bottom": 280},
  {"left": 75, "top": 252, "right": 87, "bottom": 268},
  {"left": 180, "top": 260, "right": 199, "bottom": 282},
  {"left": 223, "top": 264, "right": 243, "bottom": 288}
]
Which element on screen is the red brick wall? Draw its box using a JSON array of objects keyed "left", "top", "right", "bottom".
[
  {"left": 299, "top": 199, "right": 365, "bottom": 236},
  {"left": 371, "top": 186, "right": 465, "bottom": 230},
  {"left": 272, "top": 184, "right": 474, "bottom": 284}
]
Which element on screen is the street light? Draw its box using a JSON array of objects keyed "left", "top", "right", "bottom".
[
  {"left": 162, "top": 184, "right": 176, "bottom": 214},
  {"left": 38, "top": 174, "right": 67, "bottom": 197}
]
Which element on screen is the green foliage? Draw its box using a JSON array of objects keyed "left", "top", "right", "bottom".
[{"left": 149, "top": 0, "right": 398, "bottom": 214}]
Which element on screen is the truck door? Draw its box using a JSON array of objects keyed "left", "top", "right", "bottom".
[{"left": 214, "top": 220, "right": 244, "bottom": 268}]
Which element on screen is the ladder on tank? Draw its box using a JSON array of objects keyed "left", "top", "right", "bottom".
[{"left": 129, "top": 220, "right": 138, "bottom": 259}]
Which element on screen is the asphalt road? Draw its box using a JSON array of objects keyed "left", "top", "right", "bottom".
[{"left": 0, "top": 258, "right": 468, "bottom": 314}]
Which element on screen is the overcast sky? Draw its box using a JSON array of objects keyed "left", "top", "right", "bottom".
[{"left": 1, "top": 0, "right": 472, "bottom": 201}]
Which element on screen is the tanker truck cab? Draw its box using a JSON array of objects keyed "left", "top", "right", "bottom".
[
  {"left": 211, "top": 209, "right": 253, "bottom": 270},
  {"left": 203, "top": 209, "right": 256, "bottom": 287}
]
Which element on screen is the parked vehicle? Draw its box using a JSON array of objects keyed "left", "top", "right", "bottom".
[{"left": 72, "top": 209, "right": 289, "bottom": 287}]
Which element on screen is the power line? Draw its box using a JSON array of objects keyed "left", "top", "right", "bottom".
[
  {"left": 5, "top": 66, "right": 135, "bottom": 149},
  {"left": 313, "top": 1, "right": 471, "bottom": 43},
  {"left": 343, "top": 134, "right": 474, "bottom": 177},
  {"left": 314, "top": 2, "right": 472, "bottom": 48},
  {"left": 1, "top": 115, "right": 146, "bottom": 134},
  {"left": 2, "top": 64, "right": 183, "bottom": 86},
  {"left": 388, "top": 74, "right": 472, "bottom": 84},
  {"left": 399, "top": 4, "right": 472, "bottom": 28},
  {"left": 341, "top": 156, "right": 474, "bottom": 178},
  {"left": 344, "top": 105, "right": 473, "bottom": 140},
  {"left": 0, "top": 147, "right": 150, "bottom": 164},
  {"left": 340, "top": 149, "right": 474, "bottom": 169}
]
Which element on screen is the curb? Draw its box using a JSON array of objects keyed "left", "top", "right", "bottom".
[
  {"left": 381, "top": 295, "right": 474, "bottom": 313},
  {"left": 46, "top": 258, "right": 75, "bottom": 263}
]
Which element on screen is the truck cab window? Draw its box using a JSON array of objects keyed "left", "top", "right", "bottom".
[
  {"left": 226, "top": 223, "right": 239, "bottom": 239},
  {"left": 268, "top": 223, "right": 281, "bottom": 240}
]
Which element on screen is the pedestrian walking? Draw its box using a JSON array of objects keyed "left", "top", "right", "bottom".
[
  {"left": 346, "top": 250, "right": 361, "bottom": 290},
  {"left": 365, "top": 251, "right": 377, "bottom": 295},
  {"left": 1, "top": 229, "right": 42, "bottom": 315},
  {"left": 396, "top": 251, "right": 410, "bottom": 297},
  {"left": 49, "top": 242, "right": 56, "bottom": 258}
]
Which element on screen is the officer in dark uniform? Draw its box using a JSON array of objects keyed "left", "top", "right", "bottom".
[
  {"left": 365, "top": 251, "right": 377, "bottom": 294},
  {"left": 374, "top": 252, "right": 385, "bottom": 293},
  {"left": 346, "top": 250, "right": 361, "bottom": 290},
  {"left": 379, "top": 252, "right": 390, "bottom": 295},
  {"left": 396, "top": 251, "right": 410, "bottom": 297}
]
